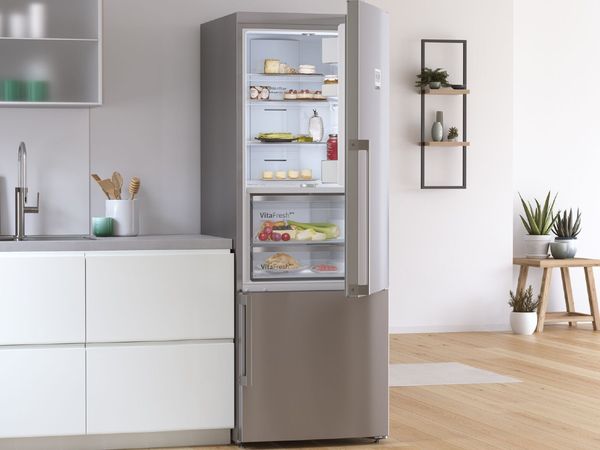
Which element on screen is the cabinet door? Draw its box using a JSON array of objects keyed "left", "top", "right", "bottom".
[
  {"left": 87, "top": 342, "right": 234, "bottom": 434},
  {"left": 86, "top": 250, "right": 234, "bottom": 342},
  {"left": 0, "top": 253, "right": 85, "bottom": 345},
  {"left": 0, "top": 346, "right": 85, "bottom": 438}
]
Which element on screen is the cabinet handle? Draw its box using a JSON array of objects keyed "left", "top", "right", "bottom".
[{"left": 239, "top": 297, "right": 252, "bottom": 386}]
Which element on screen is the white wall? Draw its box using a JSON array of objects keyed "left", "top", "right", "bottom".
[
  {"left": 379, "top": 0, "right": 514, "bottom": 332},
  {"left": 514, "top": 0, "right": 600, "bottom": 313}
]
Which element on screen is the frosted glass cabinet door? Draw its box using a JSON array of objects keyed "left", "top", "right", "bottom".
[
  {"left": 87, "top": 342, "right": 234, "bottom": 434},
  {"left": 0, "top": 253, "right": 85, "bottom": 345},
  {"left": 86, "top": 250, "right": 234, "bottom": 342},
  {"left": 0, "top": 346, "right": 86, "bottom": 438}
]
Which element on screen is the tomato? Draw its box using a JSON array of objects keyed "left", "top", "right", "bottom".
[
  {"left": 281, "top": 233, "right": 291, "bottom": 241},
  {"left": 271, "top": 232, "right": 282, "bottom": 241},
  {"left": 258, "top": 232, "right": 268, "bottom": 241},
  {"left": 263, "top": 226, "right": 273, "bottom": 236}
]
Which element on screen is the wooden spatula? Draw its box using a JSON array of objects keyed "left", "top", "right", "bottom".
[
  {"left": 91, "top": 174, "right": 117, "bottom": 200},
  {"left": 112, "top": 172, "right": 123, "bottom": 200}
]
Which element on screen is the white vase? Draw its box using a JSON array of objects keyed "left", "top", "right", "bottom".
[
  {"left": 105, "top": 200, "right": 139, "bottom": 236},
  {"left": 524, "top": 235, "right": 552, "bottom": 258},
  {"left": 510, "top": 311, "right": 538, "bottom": 335},
  {"left": 28, "top": 3, "right": 47, "bottom": 39}
]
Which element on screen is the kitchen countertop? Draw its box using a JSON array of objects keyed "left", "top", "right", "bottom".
[{"left": 0, "top": 234, "right": 232, "bottom": 252}]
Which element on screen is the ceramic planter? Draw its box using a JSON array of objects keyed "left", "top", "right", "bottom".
[
  {"left": 524, "top": 235, "right": 552, "bottom": 258},
  {"left": 429, "top": 81, "right": 441, "bottom": 89},
  {"left": 431, "top": 122, "right": 443, "bottom": 141},
  {"left": 105, "top": 200, "right": 139, "bottom": 236},
  {"left": 550, "top": 238, "right": 577, "bottom": 259},
  {"left": 510, "top": 311, "right": 537, "bottom": 335}
]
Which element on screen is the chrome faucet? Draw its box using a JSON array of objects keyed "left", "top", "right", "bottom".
[{"left": 15, "top": 142, "right": 39, "bottom": 240}]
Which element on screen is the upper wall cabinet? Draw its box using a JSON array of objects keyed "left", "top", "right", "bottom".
[{"left": 0, "top": 0, "right": 102, "bottom": 107}]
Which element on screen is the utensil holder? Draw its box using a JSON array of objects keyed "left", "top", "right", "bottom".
[{"left": 105, "top": 200, "right": 139, "bottom": 236}]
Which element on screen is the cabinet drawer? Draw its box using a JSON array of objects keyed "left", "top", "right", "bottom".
[
  {"left": 0, "top": 346, "right": 86, "bottom": 438},
  {"left": 0, "top": 253, "right": 85, "bottom": 345},
  {"left": 86, "top": 250, "right": 234, "bottom": 342},
  {"left": 87, "top": 342, "right": 234, "bottom": 434}
]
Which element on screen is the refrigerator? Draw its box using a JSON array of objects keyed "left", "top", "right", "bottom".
[{"left": 201, "top": 0, "right": 389, "bottom": 444}]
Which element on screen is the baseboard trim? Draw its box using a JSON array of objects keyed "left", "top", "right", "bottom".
[
  {"left": 0, "top": 429, "right": 230, "bottom": 450},
  {"left": 389, "top": 324, "right": 510, "bottom": 334}
]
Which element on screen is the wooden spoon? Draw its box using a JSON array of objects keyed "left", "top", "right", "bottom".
[
  {"left": 91, "top": 174, "right": 110, "bottom": 199},
  {"left": 112, "top": 172, "right": 123, "bottom": 200},
  {"left": 128, "top": 177, "right": 140, "bottom": 200}
]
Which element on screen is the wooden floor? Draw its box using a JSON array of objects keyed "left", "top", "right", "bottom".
[{"left": 156, "top": 325, "right": 600, "bottom": 450}]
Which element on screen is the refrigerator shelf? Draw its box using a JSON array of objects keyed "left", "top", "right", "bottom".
[
  {"left": 251, "top": 240, "right": 345, "bottom": 248},
  {"left": 247, "top": 140, "right": 327, "bottom": 146},
  {"left": 252, "top": 269, "right": 344, "bottom": 280},
  {"left": 248, "top": 73, "right": 325, "bottom": 83},
  {"left": 246, "top": 185, "right": 344, "bottom": 194}
]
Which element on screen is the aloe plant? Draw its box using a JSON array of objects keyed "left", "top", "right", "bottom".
[
  {"left": 519, "top": 191, "right": 557, "bottom": 235},
  {"left": 448, "top": 127, "right": 459, "bottom": 139},
  {"left": 552, "top": 208, "right": 581, "bottom": 239}
]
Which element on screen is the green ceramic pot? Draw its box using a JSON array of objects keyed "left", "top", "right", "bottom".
[
  {"left": 1, "top": 80, "right": 25, "bottom": 101},
  {"left": 26, "top": 81, "right": 49, "bottom": 102},
  {"left": 92, "top": 217, "right": 114, "bottom": 237}
]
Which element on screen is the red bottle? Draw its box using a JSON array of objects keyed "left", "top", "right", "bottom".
[{"left": 327, "top": 134, "right": 338, "bottom": 160}]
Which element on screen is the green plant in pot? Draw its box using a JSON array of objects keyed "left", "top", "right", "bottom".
[
  {"left": 508, "top": 286, "right": 540, "bottom": 335},
  {"left": 550, "top": 208, "right": 581, "bottom": 259},
  {"left": 447, "top": 127, "right": 459, "bottom": 141},
  {"left": 415, "top": 67, "right": 449, "bottom": 90},
  {"left": 519, "top": 191, "right": 557, "bottom": 258}
]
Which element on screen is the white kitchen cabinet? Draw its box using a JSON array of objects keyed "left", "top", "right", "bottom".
[
  {"left": 0, "top": 345, "right": 85, "bottom": 438},
  {"left": 87, "top": 342, "right": 234, "bottom": 434},
  {"left": 86, "top": 250, "right": 234, "bottom": 342},
  {"left": 0, "top": 252, "right": 85, "bottom": 345}
]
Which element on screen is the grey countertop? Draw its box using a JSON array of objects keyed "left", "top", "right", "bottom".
[{"left": 0, "top": 234, "right": 232, "bottom": 252}]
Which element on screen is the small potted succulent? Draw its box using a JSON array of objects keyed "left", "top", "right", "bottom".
[
  {"left": 447, "top": 127, "right": 459, "bottom": 141},
  {"left": 519, "top": 191, "right": 557, "bottom": 258},
  {"left": 550, "top": 208, "right": 581, "bottom": 259},
  {"left": 508, "top": 286, "right": 540, "bottom": 335},
  {"left": 415, "top": 67, "right": 449, "bottom": 90}
]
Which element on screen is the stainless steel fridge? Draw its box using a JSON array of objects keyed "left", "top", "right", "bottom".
[{"left": 201, "top": 1, "right": 389, "bottom": 443}]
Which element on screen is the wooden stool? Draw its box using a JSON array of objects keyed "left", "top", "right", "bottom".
[{"left": 513, "top": 258, "right": 600, "bottom": 333}]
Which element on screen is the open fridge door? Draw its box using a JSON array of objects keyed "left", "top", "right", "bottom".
[{"left": 345, "top": 0, "right": 389, "bottom": 298}]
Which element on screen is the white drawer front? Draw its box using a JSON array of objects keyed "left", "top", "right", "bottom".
[
  {"left": 87, "top": 342, "right": 234, "bottom": 434},
  {"left": 0, "top": 346, "right": 86, "bottom": 438},
  {"left": 86, "top": 250, "right": 234, "bottom": 342},
  {"left": 0, "top": 253, "right": 85, "bottom": 345}
]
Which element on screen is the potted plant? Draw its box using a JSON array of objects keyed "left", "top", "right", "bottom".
[
  {"left": 415, "top": 67, "right": 449, "bottom": 90},
  {"left": 519, "top": 191, "right": 557, "bottom": 258},
  {"left": 550, "top": 208, "right": 581, "bottom": 259},
  {"left": 508, "top": 286, "right": 540, "bottom": 335},
  {"left": 447, "top": 127, "right": 459, "bottom": 141}
]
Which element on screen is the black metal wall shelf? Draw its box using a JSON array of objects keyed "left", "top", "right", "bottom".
[{"left": 420, "top": 39, "right": 468, "bottom": 189}]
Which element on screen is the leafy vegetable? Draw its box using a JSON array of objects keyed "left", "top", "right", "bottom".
[{"left": 288, "top": 221, "right": 340, "bottom": 240}]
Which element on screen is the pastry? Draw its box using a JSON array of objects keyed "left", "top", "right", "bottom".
[
  {"left": 288, "top": 169, "right": 299, "bottom": 179},
  {"left": 301, "top": 169, "right": 313, "bottom": 180},
  {"left": 263, "top": 253, "right": 301, "bottom": 270},
  {"left": 313, "top": 90, "right": 325, "bottom": 100},
  {"left": 324, "top": 75, "right": 338, "bottom": 84},
  {"left": 262, "top": 171, "right": 273, "bottom": 180},
  {"left": 264, "top": 59, "right": 280, "bottom": 74},
  {"left": 284, "top": 89, "right": 297, "bottom": 100},
  {"left": 275, "top": 170, "right": 287, "bottom": 180},
  {"left": 250, "top": 86, "right": 259, "bottom": 99},
  {"left": 299, "top": 64, "right": 316, "bottom": 74},
  {"left": 258, "top": 87, "right": 270, "bottom": 100}
]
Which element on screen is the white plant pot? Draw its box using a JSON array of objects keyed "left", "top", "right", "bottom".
[
  {"left": 105, "top": 200, "right": 139, "bottom": 236},
  {"left": 524, "top": 235, "right": 552, "bottom": 258},
  {"left": 510, "top": 311, "right": 538, "bottom": 335}
]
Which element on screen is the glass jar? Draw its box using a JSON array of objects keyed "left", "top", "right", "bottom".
[{"left": 326, "top": 134, "right": 338, "bottom": 160}]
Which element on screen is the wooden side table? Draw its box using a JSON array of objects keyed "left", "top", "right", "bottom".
[{"left": 513, "top": 258, "right": 600, "bottom": 333}]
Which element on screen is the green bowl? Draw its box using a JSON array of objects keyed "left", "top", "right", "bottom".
[{"left": 92, "top": 217, "right": 114, "bottom": 237}]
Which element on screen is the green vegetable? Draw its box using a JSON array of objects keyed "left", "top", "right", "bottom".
[{"left": 287, "top": 221, "right": 340, "bottom": 240}]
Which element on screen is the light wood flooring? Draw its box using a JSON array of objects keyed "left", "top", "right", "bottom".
[{"left": 153, "top": 325, "right": 600, "bottom": 450}]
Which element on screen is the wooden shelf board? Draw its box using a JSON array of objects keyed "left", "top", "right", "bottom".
[
  {"left": 544, "top": 312, "right": 594, "bottom": 323},
  {"left": 422, "top": 87, "right": 470, "bottom": 95},
  {"left": 422, "top": 141, "right": 470, "bottom": 147},
  {"left": 513, "top": 257, "right": 600, "bottom": 268}
]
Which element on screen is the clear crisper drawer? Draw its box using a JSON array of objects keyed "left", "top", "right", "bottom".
[{"left": 250, "top": 194, "right": 344, "bottom": 281}]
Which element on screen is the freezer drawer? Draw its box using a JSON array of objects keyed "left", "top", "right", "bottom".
[{"left": 236, "top": 290, "right": 388, "bottom": 443}]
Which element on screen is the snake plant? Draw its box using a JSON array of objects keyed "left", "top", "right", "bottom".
[
  {"left": 519, "top": 191, "right": 557, "bottom": 235},
  {"left": 552, "top": 208, "right": 581, "bottom": 239}
]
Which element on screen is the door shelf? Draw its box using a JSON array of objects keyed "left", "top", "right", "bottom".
[
  {"left": 248, "top": 141, "right": 327, "bottom": 146},
  {"left": 422, "top": 141, "right": 470, "bottom": 147}
]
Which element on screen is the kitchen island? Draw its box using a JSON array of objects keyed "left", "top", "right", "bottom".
[{"left": 0, "top": 235, "right": 234, "bottom": 450}]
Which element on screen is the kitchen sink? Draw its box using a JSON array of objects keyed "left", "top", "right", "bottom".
[{"left": 0, "top": 235, "right": 95, "bottom": 242}]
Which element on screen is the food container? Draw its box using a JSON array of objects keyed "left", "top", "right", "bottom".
[
  {"left": 269, "top": 87, "right": 285, "bottom": 101},
  {"left": 264, "top": 59, "right": 280, "bottom": 74},
  {"left": 321, "top": 160, "right": 338, "bottom": 184},
  {"left": 327, "top": 134, "right": 338, "bottom": 160}
]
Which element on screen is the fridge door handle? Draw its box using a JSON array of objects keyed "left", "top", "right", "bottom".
[
  {"left": 346, "top": 139, "right": 370, "bottom": 298},
  {"left": 239, "top": 296, "right": 253, "bottom": 386}
]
